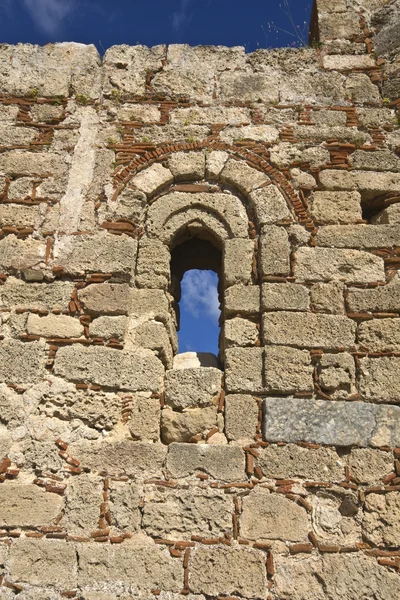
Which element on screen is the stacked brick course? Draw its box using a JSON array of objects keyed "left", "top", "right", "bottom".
[{"left": 0, "top": 0, "right": 399, "bottom": 597}]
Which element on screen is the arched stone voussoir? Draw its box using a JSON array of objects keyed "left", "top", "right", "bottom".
[{"left": 146, "top": 191, "right": 249, "bottom": 243}]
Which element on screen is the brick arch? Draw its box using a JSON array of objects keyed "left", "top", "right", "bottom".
[{"left": 112, "top": 140, "right": 315, "bottom": 230}]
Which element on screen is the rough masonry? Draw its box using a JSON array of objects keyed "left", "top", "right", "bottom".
[{"left": 0, "top": 0, "right": 399, "bottom": 598}]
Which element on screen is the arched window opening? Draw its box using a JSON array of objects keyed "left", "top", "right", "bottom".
[{"left": 170, "top": 237, "right": 222, "bottom": 362}]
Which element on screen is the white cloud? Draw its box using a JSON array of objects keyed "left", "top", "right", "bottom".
[
  {"left": 172, "top": 0, "right": 193, "bottom": 31},
  {"left": 22, "top": 0, "right": 77, "bottom": 35},
  {"left": 181, "top": 269, "right": 220, "bottom": 322}
]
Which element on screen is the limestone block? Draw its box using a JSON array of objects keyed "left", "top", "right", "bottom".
[
  {"left": 90, "top": 316, "right": 127, "bottom": 339},
  {"left": 241, "top": 488, "right": 309, "bottom": 542},
  {"left": 27, "top": 314, "right": 84, "bottom": 338},
  {"left": 294, "top": 247, "right": 385, "bottom": 284},
  {"left": 142, "top": 486, "right": 233, "bottom": 540},
  {"left": 129, "top": 288, "right": 170, "bottom": 319},
  {"left": 345, "top": 73, "right": 381, "bottom": 103},
  {"left": 129, "top": 320, "right": 173, "bottom": 367},
  {"left": 257, "top": 444, "right": 344, "bottom": 481},
  {"left": 152, "top": 68, "right": 214, "bottom": 102},
  {"left": 293, "top": 125, "right": 370, "bottom": 145},
  {"left": 259, "top": 225, "right": 291, "bottom": 277},
  {"left": 111, "top": 186, "right": 147, "bottom": 223},
  {"left": 318, "top": 352, "right": 356, "bottom": 400},
  {"left": 224, "top": 394, "right": 259, "bottom": 443},
  {"left": 189, "top": 547, "right": 267, "bottom": 599},
  {"left": 220, "top": 159, "right": 270, "bottom": 195},
  {"left": 0, "top": 484, "right": 63, "bottom": 527},
  {"left": 0, "top": 277, "right": 74, "bottom": 311},
  {"left": 9, "top": 538, "right": 77, "bottom": 588},
  {"left": 249, "top": 185, "right": 291, "bottom": 225},
  {"left": 78, "top": 284, "right": 131, "bottom": 315},
  {"left": 108, "top": 481, "right": 141, "bottom": 532},
  {"left": 316, "top": 224, "right": 400, "bottom": 249},
  {"left": 129, "top": 393, "right": 161, "bottom": 442},
  {"left": 256, "top": 106, "right": 297, "bottom": 124},
  {"left": 359, "top": 356, "right": 400, "bottom": 403},
  {"left": 24, "top": 440, "right": 64, "bottom": 473},
  {"left": 310, "top": 281, "right": 345, "bottom": 314},
  {"left": 103, "top": 44, "right": 164, "bottom": 97},
  {"left": 0, "top": 235, "right": 44, "bottom": 272},
  {"left": 220, "top": 125, "right": 279, "bottom": 144},
  {"left": 347, "top": 278, "right": 400, "bottom": 313},
  {"left": 225, "top": 347, "right": 264, "bottom": 393},
  {"left": 356, "top": 107, "right": 397, "bottom": 127},
  {"left": 70, "top": 440, "right": 167, "bottom": 478},
  {"left": 109, "top": 102, "right": 161, "bottom": 122},
  {"left": 359, "top": 318, "right": 400, "bottom": 351},
  {"left": 0, "top": 151, "right": 67, "bottom": 177},
  {"left": 62, "top": 474, "right": 102, "bottom": 535},
  {"left": 290, "top": 168, "right": 317, "bottom": 190},
  {"left": 136, "top": 239, "right": 170, "bottom": 289},
  {"left": 311, "top": 109, "right": 347, "bottom": 126},
  {"left": 319, "top": 169, "right": 400, "bottom": 196},
  {"left": 347, "top": 448, "right": 394, "bottom": 484},
  {"left": 166, "top": 443, "right": 245, "bottom": 482},
  {"left": 30, "top": 104, "right": 64, "bottom": 123},
  {"left": 170, "top": 106, "right": 251, "bottom": 125},
  {"left": 363, "top": 492, "right": 400, "bottom": 546},
  {"left": 0, "top": 124, "right": 36, "bottom": 146},
  {"left": 264, "top": 346, "right": 313, "bottom": 394},
  {"left": 280, "top": 70, "right": 346, "bottom": 106},
  {"left": 309, "top": 191, "right": 362, "bottom": 224},
  {"left": 51, "top": 389, "right": 120, "bottom": 431},
  {"left": 219, "top": 71, "right": 279, "bottom": 104},
  {"left": 262, "top": 282, "right": 310, "bottom": 311},
  {"left": 206, "top": 150, "right": 229, "bottom": 178},
  {"left": 131, "top": 124, "right": 210, "bottom": 144},
  {"left": 0, "top": 204, "right": 39, "bottom": 228},
  {"left": 0, "top": 384, "right": 26, "bottom": 426},
  {"left": 77, "top": 541, "right": 182, "bottom": 591},
  {"left": 349, "top": 149, "right": 400, "bottom": 172},
  {"left": 131, "top": 163, "right": 173, "bottom": 196},
  {"left": 167, "top": 44, "right": 246, "bottom": 72},
  {"left": 262, "top": 312, "right": 356, "bottom": 349},
  {"left": 168, "top": 151, "right": 206, "bottom": 181},
  {"left": 323, "top": 54, "right": 376, "bottom": 71},
  {"left": 0, "top": 340, "right": 44, "bottom": 384},
  {"left": 319, "top": 11, "right": 361, "bottom": 39},
  {"left": 164, "top": 367, "right": 222, "bottom": 410},
  {"left": 56, "top": 234, "right": 138, "bottom": 277},
  {"left": 0, "top": 104, "right": 19, "bottom": 122},
  {"left": 54, "top": 345, "right": 164, "bottom": 392},
  {"left": 161, "top": 406, "right": 218, "bottom": 444},
  {"left": 224, "top": 318, "right": 259, "bottom": 348},
  {"left": 225, "top": 284, "right": 260, "bottom": 316},
  {"left": 316, "top": 0, "right": 346, "bottom": 11},
  {"left": 224, "top": 238, "right": 254, "bottom": 287},
  {"left": 371, "top": 204, "right": 400, "bottom": 224},
  {"left": 6, "top": 177, "right": 34, "bottom": 200},
  {"left": 263, "top": 397, "right": 400, "bottom": 447}
]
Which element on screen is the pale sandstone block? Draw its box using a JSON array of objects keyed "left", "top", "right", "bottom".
[
  {"left": 309, "top": 191, "right": 362, "bottom": 224},
  {"left": 257, "top": 444, "right": 344, "bottom": 481},
  {"left": 259, "top": 225, "right": 290, "bottom": 277},
  {"left": 27, "top": 314, "right": 84, "bottom": 338},
  {"left": 310, "top": 281, "right": 345, "bottom": 314},
  {"left": 206, "top": 150, "right": 229, "bottom": 178},
  {"left": 322, "top": 54, "right": 376, "bottom": 70},
  {"left": 224, "top": 238, "right": 254, "bottom": 287},
  {"left": 220, "top": 159, "right": 270, "bottom": 195},
  {"left": 79, "top": 284, "right": 131, "bottom": 315},
  {"left": 166, "top": 443, "right": 245, "bottom": 482},
  {"left": 264, "top": 346, "right": 313, "bottom": 394},
  {"left": 136, "top": 238, "right": 170, "bottom": 289},
  {"left": 219, "top": 71, "right": 279, "bottom": 104},
  {"left": 131, "top": 163, "right": 173, "bottom": 196},
  {"left": 161, "top": 406, "right": 218, "bottom": 444},
  {"left": 0, "top": 485, "right": 63, "bottom": 527},
  {"left": 316, "top": 224, "right": 400, "bottom": 249},
  {"left": 0, "top": 151, "right": 67, "bottom": 177},
  {"left": 142, "top": 487, "right": 233, "bottom": 540},
  {"left": 129, "top": 320, "right": 173, "bottom": 367},
  {"left": 316, "top": 0, "right": 347, "bottom": 13},
  {"left": 108, "top": 481, "right": 141, "bottom": 532},
  {"left": 241, "top": 488, "right": 309, "bottom": 542},
  {"left": 0, "top": 204, "right": 39, "bottom": 227},
  {"left": 359, "top": 356, "right": 400, "bottom": 403},
  {"left": 349, "top": 149, "right": 400, "bottom": 172},
  {"left": 111, "top": 103, "right": 161, "bottom": 123},
  {"left": 225, "top": 347, "right": 264, "bottom": 393},
  {"left": 262, "top": 311, "right": 356, "bottom": 349},
  {"left": 347, "top": 278, "right": 400, "bottom": 313},
  {"left": 168, "top": 151, "right": 205, "bottom": 181},
  {"left": 224, "top": 318, "right": 259, "bottom": 348},
  {"left": 363, "top": 492, "right": 400, "bottom": 547},
  {"left": 345, "top": 73, "right": 381, "bottom": 103},
  {"left": 165, "top": 367, "right": 222, "bottom": 410},
  {"left": 6, "top": 177, "right": 34, "bottom": 200},
  {"left": 170, "top": 106, "right": 251, "bottom": 125},
  {"left": 62, "top": 474, "right": 102, "bottom": 535},
  {"left": 319, "top": 169, "right": 400, "bottom": 194},
  {"left": 30, "top": 104, "right": 64, "bottom": 123},
  {"left": 347, "top": 448, "right": 394, "bottom": 484},
  {"left": 224, "top": 394, "right": 259, "bottom": 443},
  {"left": 173, "top": 352, "right": 219, "bottom": 369},
  {"left": 129, "top": 393, "right": 161, "bottom": 442},
  {"left": 225, "top": 284, "right": 260, "bottom": 316},
  {"left": 0, "top": 235, "right": 44, "bottom": 272},
  {"left": 311, "top": 109, "right": 347, "bottom": 126},
  {"left": 262, "top": 282, "right": 310, "bottom": 311},
  {"left": 295, "top": 247, "right": 385, "bottom": 284},
  {"left": 129, "top": 288, "right": 170, "bottom": 319},
  {"left": 189, "top": 547, "right": 267, "bottom": 599},
  {"left": 0, "top": 340, "right": 44, "bottom": 384},
  {"left": 249, "top": 185, "right": 291, "bottom": 225},
  {"left": 9, "top": 539, "right": 77, "bottom": 588},
  {"left": 89, "top": 316, "right": 128, "bottom": 339},
  {"left": 103, "top": 44, "right": 164, "bottom": 97},
  {"left": 359, "top": 318, "right": 400, "bottom": 351},
  {"left": 0, "top": 277, "right": 74, "bottom": 311},
  {"left": 0, "top": 104, "right": 19, "bottom": 122},
  {"left": 356, "top": 107, "right": 397, "bottom": 127},
  {"left": 220, "top": 125, "right": 279, "bottom": 144},
  {"left": 293, "top": 125, "right": 370, "bottom": 145},
  {"left": 371, "top": 204, "right": 400, "bottom": 224},
  {"left": 318, "top": 352, "right": 357, "bottom": 400}
]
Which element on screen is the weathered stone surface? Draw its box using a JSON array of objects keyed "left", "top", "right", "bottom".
[
  {"left": 349, "top": 149, "right": 400, "bottom": 172},
  {"left": 309, "top": 191, "right": 362, "bottom": 224},
  {"left": 225, "top": 347, "right": 264, "bottom": 393},
  {"left": 0, "top": 235, "right": 44, "bottom": 272},
  {"left": 295, "top": 247, "right": 385, "bottom": 284},
  {"left": 0, "top": 204, "right": 39, "bottom": 227},
  {"left": 129, "top": 393, "right": 161, "bottom": 442},
  {"left": 220, "top": 124, "right": 279, "bottom": 144},
  {"left": 136, "top": 239, "right": 170, "bottom": 289},
  {"left": 129, "top": 288, "right": 170, "bottom": 318},
  {"left": 264, "top": 346, "right": 313, "bottom": 393},
  {"left": 356, "top": 107, "right": 397, "bottom": 127},
  {"left": 173, "top": 352, "right": 219, "bottom": 370},
  {"left": 318, "top": 352, "right": 356, "bottom": 400},
  {"left": 249, "top": 185, "right": 291, "bottom": 225},
  {"left": 319, "top": 169, "right": 400, "bottom": 196},
  {"left": 363, "top": 492, "right": 400, "bottom": 547},
  {"left": 62, "top": 474, "right": 102, "bottom": 535},
  {"left": 0, "top": 340, "right": 43, "bottom": 384},
  {"left": 224, "top": 318, "right": 259, "bottom": 348},
  {"left": 0, "top": 151, "right": 67, "bottom": 177},
  {"left": 345, "top": 72, "right": 381, "bottom": 103},
  {"left": 219, "top": 71, "right": 279, "bottom": 104},
  {"left": 164, "top": 367, "right": 222, "bottom": 410},
  {"left": 372, "top": 203, "right": 400, "bottom": 224},
  {"left": 108, "top": 481, "right": 141, "bottom": 532},
  {"left": 9, "top": 539, "right": 77, "bottom": 588},
  {"left": 263, "top": 397, "right": 400, "bottom": 447},
  {"left": 347, "top": 448, "right": 394, "bottom": 484},
  {"left": 241, "top": 488, "right": 309, "bottom": 542},
  {"left": 142, "top": 486, "right": 233, "bottom": 540},
  {"left": 347, "top": 278, "right": 400, "bottom": 313},
  {"left": 90, "top": 315, "right": 127, "bottom": 339},
  {"left": 77, "top": 541, "right": 182, "bottom": 591},
  {"left": 220, "top": 159, "right": 270, "bottom": 195},
  {"left": 359, "top": 318, "right": 400, "bottom": 351},
  {"left": 79, "top": 283, "right": 130, "bottom": 315},
  {"left": 70, "top": 440, "right": 167, "bottom": 478},
  {"left": 103, "top": 44, "right": 164, "bottom": 97},
  {"left": 310, "top": 281, "right": 345, "bottom": 314},
  {"left": 224, "top": 394, "right": 259, "bottom": 443},
  {"left": 167, "top": 443, "right": 245, "bottom": 482},
  {"left": 131, "top": 163, "right": 173, "bottom": 196},
  {"left": 225, "top": 284, "right": 260, "bottom": 316},
  {"left": 274, "top": 553, "right": 400, "bottom": 600},
  {"left": 262, "top": 282, "right": 310, "bottom": 311},
  {"left": 161, "top": 406, "right": 218, "bottom": 444},
  {"left": 359, "top": 356, "right": 400, "bottom": 403},
  {"left": 27, "top": 313, "right": 84, "bottom": 338},
  {"left": 259, "top": 225, "right": 290, "bottom": 277},
  {"left": 323, "top": 54, "right": 376, "bottom": 70},
  {"left": 170, "top": 106, "right": 251, "bottom": 125},
  {"left": 168, "top": 151, "right": 205, "bottom": 181},
  {"left": 224, "top": 239, "right": 254, "bottom": 286},
  {"left": 54, "top": 345, "right": 164, "bottom": 391},
  {"left": 189, "top": 547, "right": 267, "bottom": 599},
  {"left": 263, "top": 311, "right": 356, "bottom": 349},
  {"left": 257, "top": 444, "right": 344, "bottom": 481},
  {"left": 0, "top": 484, "right": 63, "bottom": 527},
  {"left": 0, "top": 277, "right": 74, "bottom": 311},
  {"left": 316, "top": 224, "right": 400, "bottom": 249}
]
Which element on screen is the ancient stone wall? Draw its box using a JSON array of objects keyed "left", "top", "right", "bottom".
[{"left": 0, "top": 0, "right": 399, "bottom": 598}]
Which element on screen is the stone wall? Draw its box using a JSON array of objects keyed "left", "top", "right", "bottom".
[{"left": 0, "top": 0, "right": 399, "bottom": 598}]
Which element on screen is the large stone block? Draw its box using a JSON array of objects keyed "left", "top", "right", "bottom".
[
  {"left": 61, "top": 474, "right": 103, "bottom": 535},
  {"left": 372, "top": 204, "right": 400, "bottom": 224},
  {"left": 103, "top": 44, "right": 164, "bottom": 97},
  {"left": 316, "top": 224, "right": 400, "bottom": 249},
  {"left": 224, "top": 238, "right": 254, "bottom": 287},
  {"left": 262, "top": 282, "right": 310, "bottom": 311},
  {"left": 347, "top": 448, "right": 394, "bottom": 484},
  {"left": 309, "top": 191, "right": 362, "bottom": 224},
  {"left": 249, "top": 185, "right": 292, "bottom": 225},
  {"left": 0, "top": 340, "right": 44, "bottom": 384},
  {"left": 168, "top": 151, "right": 206, "bottom": 181},
  {"left": 131, "top": 163, "right": 173, "bottom": 197},
  {"left": 264, "top": 346, "right": 313, "bottom": 393},
  {"left": 164, "top": 367, "right": 222, "bottom": 410},
  {"left": 310, "top": 281, "right": 345, "bottom": 314},
  {"left": 225, "top": 347, "right": 264, "bottom": 393},
  {"left": 259, "top": 225, "right": 291, "bottom": 277},
  {"left": 135, "top": 239, "right": 171, "bottom": 289},
  {"left": 0, "top": 485, "right": 63, "bottom": 527},
  {"left": 170, "top": 106, "right": 251, "bottom": 125},
  {"left": 54, "top": 345, "right": 164, "bottom": 391},
  {"left": 318, "top": 352, "right": 356, "bottom": 400},
  {"left": 219, "top": 71, "right": 280, "bottom": 104},
  {"left": 0, "top": 277, "right": 74, "bottom": 311},
  {"left": 319, "top": 169, "right": 400, "bottom": 196},
  {"left": 224, "top": 394, "right": 259, "bottom": 443},
  {"left": 8, "top": 539, "right": 77, "bottom": 588},
  {"left": 224, "top": 317, "right": 259, "bottom": 348},
  {"left": 142, "top": 486, "right": 233, "bottom": 540},
  {"left": 346, "top": 278, "right": 400, "bottom": 313},
  {"left": 0, "top": 151, "right": 67, "bottom": 177},
  {"left": 108, "top": 481, "right": 141, "bottom": 532},
  {"left": 0, "top": 235, "right": 45, "bottom": 272},
  {"left": 189, "top": 547, "right": 267, "bottom": 599},
  {"left": 263, "top": 397, "right": 400, "bottom": 447},
  {"left": 359, "top": 318, "right": 400, "bottom": 352},
  {"left": 359, "top": 356, "right": 400, "bottom": 403},
  {"left": 166, "top": 443, "right": 245, "bottom": 482},
  {"left": 241, "top": 488, "right": 309, "bottom": 542},
  {"left": 161, "top": 406, "right": 218, "bottom": 444},
  {"left": 78, "top": 283, "right": 131, "bottom": 315},
  {"left": 262, "top": 311, "right": 356, "bottom": 349},
  {"left": 294, "top": 247, "right": 385, "bottom": 284},
  {"left": 349, "top": 149, "right": 400, "bottom": 172},
  {"left": 220, "top": 159, "right": 270, "bottom": 195},
  {"left": 363, "top": 492, "right": 400, "bottom": 547},
  {"left": 0, "top": 204, "right": 40, "bottom": 227},
  {"left": 257, "top": 444, "right": 344, "bottom": 481},
  {"left": 27, "top": 314, "right": 84, "bottom": 338},
  {"left": 225, "top": 284, "right": 260, "bottom": 316},
  {"left": 89, "top": 315, "right": 128, "bottom": 339}
]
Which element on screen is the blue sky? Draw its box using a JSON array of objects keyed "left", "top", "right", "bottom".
[{"left": 0, "top": 0, "right": 313, "bottom": 54}]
